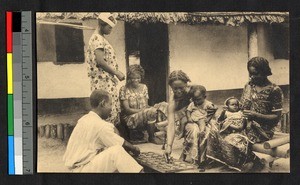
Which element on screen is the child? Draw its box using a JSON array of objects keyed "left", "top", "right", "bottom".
[
  {"left": 183, "top": 85, "right": 217, "bottom": 171},
  {"left": 180, "top": 85, "right": 217, "bottom": 139},
  {"left": 187, "top": 86, "right": 211, "bottom": 135},
  {"left": 218, "top": 97, "right": 250, "bottom": 133}
]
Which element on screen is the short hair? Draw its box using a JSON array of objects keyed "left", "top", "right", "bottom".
[
  {"left": 127, "top": 64, "right": 145, "bottom": 80},
  {"left": 224, "top": 97, "right": 239, "bottom": 106},
  {"left": 247, "top": 57, "right": 272, "bottom": 76},
  {"left": 190, "top": 85, "right": 206, "bottom": 97},
  {"left": 168, "top": 70, "right": 191, "bottom": 85},
  {"left": 90, "top": 89, "right": 110, "bottom": 109}
]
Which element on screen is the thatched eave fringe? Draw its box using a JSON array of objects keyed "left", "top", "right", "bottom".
[{"left": 36, "top": 12, "right": 289, "bottom": 26}]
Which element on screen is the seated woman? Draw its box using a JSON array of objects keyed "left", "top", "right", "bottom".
[
  {"left": 241, "top": 57, "right": 283, "bottom": 144},
  {"left": 207, "top": 57, "right": 284, "bottom": 172},
  {"left": 164, "top": 70, "right": 217, "bottom": 171},
  {"left": 119, "top": 64, "right": 167, "bottom": 144}
]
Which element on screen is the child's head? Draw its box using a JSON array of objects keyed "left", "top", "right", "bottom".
[
  {"left": 190, "top": 85, "right": 207, "bottom": 106},
  {"left": 224, "top": 97, "right": 240, "bottom": 112}
]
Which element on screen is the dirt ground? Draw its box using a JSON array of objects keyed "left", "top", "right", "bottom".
[{"left": 37, "top": 104, "right": 290, "bottom": 173}]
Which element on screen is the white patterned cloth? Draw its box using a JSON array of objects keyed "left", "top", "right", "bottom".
[{"left": 86, "top": 32, "right": 120, "bottom": 125}]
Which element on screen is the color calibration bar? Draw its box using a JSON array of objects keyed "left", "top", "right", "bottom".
[
  {"left": 7, "top": 11, "right": 34, "bottom": 175},
  {"left": 7, "top": 11, "right": 15, "bottom": 175}
]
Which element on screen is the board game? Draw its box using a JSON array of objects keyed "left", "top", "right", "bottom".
[{"left": 134, "top": 152, "right": 198, "bottom": 173}]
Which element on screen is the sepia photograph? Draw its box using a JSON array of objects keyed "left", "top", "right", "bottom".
[{"left": 36, "top": 12, "right": 290, "bottom": 173}]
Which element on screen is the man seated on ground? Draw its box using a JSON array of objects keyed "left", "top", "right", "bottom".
[{"left": 63, "top": 89, "right": 143, "bottom": 173}]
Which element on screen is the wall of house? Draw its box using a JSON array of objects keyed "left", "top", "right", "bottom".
[
  {"left": 168, "top": 23, "right": 289, "bottom": 111},
  {"left": 168, "top": 23, "right": 290, "bottom": 91},
  {"left": 37, "top": 20, "right": 126, "bottom": 99},
  {"left": 257, "top": 23, "right": 289, "bottom": 85},
  {"left": 37, "top": 21, "right": 290, "bottom": 115},
  {"left": 169, "top": 23, "right": 249, "bottom": 91}
]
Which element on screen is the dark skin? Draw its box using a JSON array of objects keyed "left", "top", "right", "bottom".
[
  {"left": 224, "top": 99, "right": 248, "bottom": 130},
  {"left": 121, "top": 73, "right": 148, "bottom": 115},
  {"left": 186, "top": 91, "right": 206, "bottom": 136},
  {"left": 92, "top": 96, "right": 140, "bottom": 156},
  {"left": 228, "top": 99, "right": 244, "bottom": 130},
  {"left": 165, "top": 80, "right": 189, "bottom": 155},
  {"left": 243, "top": 66, "right": 282, "bottom": 125},
  {"left": 94, "top": 21, "right": 125, "bottom": 81}
]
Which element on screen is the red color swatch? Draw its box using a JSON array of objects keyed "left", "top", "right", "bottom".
[{"left": 6, "top": 12, "right": 12, "bottom": 53}]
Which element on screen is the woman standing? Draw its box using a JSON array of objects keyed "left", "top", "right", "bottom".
[{"left": 86, "top": 13, "right": 125, "bottom": 125}]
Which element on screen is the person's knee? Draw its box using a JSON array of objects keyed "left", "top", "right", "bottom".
[
  {"left": 181, "top": 116, "right": 188, "bottom": 125},
  {"left": 185, "top": 123, "right": 200, "bottom": 133}
]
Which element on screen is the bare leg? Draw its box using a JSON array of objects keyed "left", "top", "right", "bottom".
[
  {"left": 197, "top": 119, "right": 207, "bottom": 172},
  {"left": 198, "top": 119, "right": 206, "bottom": 134}
]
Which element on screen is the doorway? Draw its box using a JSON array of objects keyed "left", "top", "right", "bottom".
[{"left": 125, "top": 22, "right": 169, "bottom": 105}]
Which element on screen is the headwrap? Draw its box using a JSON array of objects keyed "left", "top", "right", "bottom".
[
  {"left": 247, "top": 57, "right": 272, "bottom": 76},
  {"left": 97, "top": 13, "right": 117, "bottom": 28},
  {"left": 224, "top": 97, "right": 239, "bottom": 107},
  {"left": 127, "top": 64, "right": 145, "bottom": 80}
]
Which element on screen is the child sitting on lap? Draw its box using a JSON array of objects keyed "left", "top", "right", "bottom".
[
  {"left": 218, "top": 97, "right": 250, "bottom": 134},
  {"left": 177, "top": 85, "right": 216, "bottom": 139}
]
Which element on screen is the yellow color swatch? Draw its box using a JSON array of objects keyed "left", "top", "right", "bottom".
[{"left": 7, "top": 53, "right": 13, "bottom": 94}]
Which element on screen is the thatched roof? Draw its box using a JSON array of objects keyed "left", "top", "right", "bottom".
[{"left": 36, "top": 12, "right": 288, "bottom": 26}]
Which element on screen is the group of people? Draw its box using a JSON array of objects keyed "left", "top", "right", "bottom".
[
  {"left": 164, "top": 59, "right": 283, "bottom": 172},
  {"left": 63, "top": 13, "right": 284, "bottom": 173}
]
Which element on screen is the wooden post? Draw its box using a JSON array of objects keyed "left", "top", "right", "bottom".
[
  {"left": 248, "top": 24, "right": 258, "bottom": 60},
  {"left": 254, "top": 152, "right": 276, "bottom": 165},
  {"left": 252, "top": 143, "right": 290, "bottom": 158},
  {"left": 263, "top": 136, "right": 290, "bottom": 149}
]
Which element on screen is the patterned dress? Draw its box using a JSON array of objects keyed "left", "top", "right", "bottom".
[
  {"left": 119, "top": 84, "right": 168, "bottom": 130},
  {"left": 207, "top": 110, "right": 253, "bottom": 171},
  {"left": 240, "top": 82, "right": 283, "bottom": 143},
  {"left": 182, "top": 100, "right": 217, "bottom": 163},
  {"left": 86, "top": 32, "right": 120, "bottom": 125},
  {"left": 166, "top": 87, "right": 217, "bottom": 164},
  {"left": 207, "top": 82, "right": 283, "bottom": 171},
  {"left": 119, "top": 84, "right": 149, "bottom": 127}
]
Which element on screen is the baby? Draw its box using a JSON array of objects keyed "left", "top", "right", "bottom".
[
  {"left": 184, "top": 85, "right": 217, "bottom": 138},
  {"left": 218, "top": 97, "right": 250, "bottom": 133}
]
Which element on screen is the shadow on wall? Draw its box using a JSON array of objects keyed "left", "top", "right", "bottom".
[{"left": 38, "top": 98, "right": 91, "bottom": 115}]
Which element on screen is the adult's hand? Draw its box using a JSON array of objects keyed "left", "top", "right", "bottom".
[
  {"left": 111, "top": 77, "right": 119, "bottom": 85},
  {"left": 242, "top": 110, "right": 258, "bottom": 120},
  {"left": 164, "top": 145, "right": 172, "bottom": 163},
  {"left": 123, "top": 140, "right": 140, "bottom": 156},
  {"left": 116, "top": 71, "right": 125, "bottom": 81},
  {"left": 131, "top": 146, "right": 141, "bottom": 156},
  {"left": 164, "top": 144, "right": 172, "bottom": 156}
]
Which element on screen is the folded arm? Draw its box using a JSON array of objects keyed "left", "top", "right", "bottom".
[{"left": 95, "top": 49, "right": 124, "bottom": 80}]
